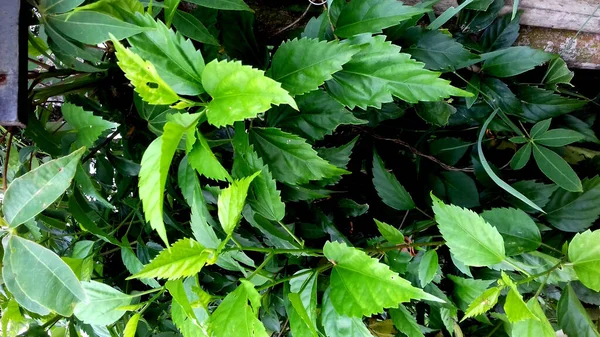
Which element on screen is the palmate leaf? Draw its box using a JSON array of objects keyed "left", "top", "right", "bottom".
[
  {"left": 431, "top": 194, "right": 505, "bottom": 266},
  {"left": 480, "top": 208, "right": 541, "bottom": 256},
  {"left": 372, "top": 150, "right": 415, "bottom": 210},
  {"left": 129, "top": 238, "right": 215, "bottom": 280},
  {"left": 545, "top": 176, "right": 600, "bottom": 232},
  {"left": 269, "top": 38, "right": 358, "bottom": 96},
  {"left": 218, "top": 172, "right": 261, "bottom": 236},
  {"left": 202, "top": 60, "right": 297, "bottom": 127},
  {"left": 74, "top": 281, "right": 131, "bottom": 326},
  {"left": 3, "top": 147, "right": 85, "bottom": 227},
  {"left": 569, "top": 230, "right": 600, "bottom": 292},
  {"left": 111, "top": 35, "right": 180, "bottom": 105},
  {"left": 325, "top": 35, "right": 471, "bottom": 109},
  {"left": 321, "top": 288, "right": 373, "bottom": 337},
  {"left": 334, "top": 0, "right": 428, "bottom": 38},
  {"left": 61, "top": 103, "right": 118, "bottom": 149},
  {"left": 323, "top": 241, "right": 442, "bottom": 317}
]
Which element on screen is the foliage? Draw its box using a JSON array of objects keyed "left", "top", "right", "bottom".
[{"left": 2, "top": 0, "right": 600, "bottom": 336}]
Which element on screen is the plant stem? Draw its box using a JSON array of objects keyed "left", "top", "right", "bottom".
[
  {"left": 516, "top": 261, "right": 563, "bottom": 285},
  {"left": 277, "top": 220, "right": 304, "bottom": 247},
  {"left": 247, "top": 253, "right": 274, "bottom": 281},
  {"left": 257, "top": 264, "right": 332, "bottom": 292},
  {"left": 224, "top": 246, "right": 323, "bottom": 255}
]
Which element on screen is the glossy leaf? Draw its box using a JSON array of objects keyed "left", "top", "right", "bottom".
[
  {"left": 463, "top": 287, "right": 501, "bottom": 320},
  {"left": 534, "top": 129, "right": 585, "bottom": 147},
  {"left": 519, "top": 86, "right": 587, "bottom": 121},
  {"left": 39, "top": 0, "right": 85, "bottom": 13},
  {"left": 569, "top": 230, "right": 600, "bottom": 292},
  {"left": 544, "top": 57, "right": 574, "bottom": 89},
  {"left": 510, "top": 143, "right": 532, "bottom": 170},
  {"left": 557, "top": 284, "right": 600, "bottom": 337},
  {"left": 390, "top": 305, "right": 424, "bottom": 337},
  {"left": 172, "top": 10, "right": 220, "bottom": 45},
  {"left": 545, "top": 176, "right": 600, "bottom": 231},
  {"left": 74, "top": 281, "right": 131, "bottom": 326},
  {"left": 372, "top": 150, "right": 415, "bottom": 211},
  {"left": 481, "top": 46, "right": 552, "bottom": 77},
  {"left": 185, "top": 0, "right": 252, "bottom": 11},
  {"left": 286, "top": 271, "right": 318, "bottom": 337},
  {"left": 512, "top": 299, "right": 556, "bottom": 337},
  {"left": 188, "top": 132, "right": 231, "bottom": 181},
  {"left": 480, "top": 11, "right": 521, "bottom": 51},
  {"left": 532, "top": 144, "right": 582, "bottom": 192},
  {"left": 375, "top": 219, "right": 404, "bottom": 244},
  {"left": 418, "top": 250, "right": 439, "bottom": 287},
  {"left": 321, "top": 288, "right": 373, "bottom": 337},
  {"left": 218, "top": 172, "right": 261, "bottom": 235},
  {"left": 402, "top": 27, "right": 477, "bottom": 71},
  {"left": 62, "top": 103, "right": 118, "bottom": 149},
  {"left": 480, "top": 208, "right": 541, "bottom": 256}
]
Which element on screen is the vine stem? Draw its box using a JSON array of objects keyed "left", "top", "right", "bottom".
[
  {"left": 247, "top": 253, "right": 274, "bottom": 281},
  {"left": 257, "top": 264, "right": 332, "bottom": 292}
]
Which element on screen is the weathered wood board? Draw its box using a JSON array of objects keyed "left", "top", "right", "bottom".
[{"left": 0, "top": 0, "right": 26, "bottom": 126}]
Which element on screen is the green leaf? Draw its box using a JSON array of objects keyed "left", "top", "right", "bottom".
[
  {"left": 324, "top": 241, "right": 442, "bottom": 317},
  {"left": 325, "top": 35, "right": 471, "bottom": 109},
  {"left": 321, "top": 287, "right": 373, "bottom": 337},
  {"left": 531, "top": 119, "right": 552, "bottom": 138},
  {"left": 164, "top": 0, "right": 180, "bottom": 26},
  {"left": 188, "top": 132, "right": 231, "bottom": 181},
  {"left": 218, "top": 172, "right": 261, "bottom": 235},
  {"left": 61, "top": 103, "right": 118, "bottom": 149},
  {"left": 390, "top": 305, "right": 424, "bottom": 337},
  {"left": 447, "top": 275, "right": 494, "bottom": 311},
  {"left": 268, "top": 90, "right": 365, "bottom": 141},
  {"left": 249, "top": 127, "right": 347, "bottom": 185},
  {"left": 208, "top": 280, "right": 269, "bottom": 337},
  {"left": 419, "top": 250, "right": 439, "bottom": 287},
  {"left": 481, "top": 46, "right": 552, "bottom": 77},
  {"left": 512, "top": 299, "right": 556, "bottom": 337},
  {"left": 532, "top": 144, "right": 582, "bottom": 192},
  {"left": 47, "top": 11, "right": 148, "bottom": 44},
  {"left": 534, "top": 129, "right": 585, "bottom": 147},
  {"left": 431, "top": 194, "right": 505, "bottom": 266},
  {"left": 480, "top": 11, "right": 521, "bottom": 51},
  {"left": 285, "top": 271, "right": 319, "bottom": 337},
  {"left": 269, "top": 38, "right": 359, "bottom": 96},
  {"left": 462, "top": 286, "right": 501, "bottom": 320},
  {"left": 480, "top": 208, "right": 541, "bottom": 256},
  {"left": 2, "top": 236, "right": 87, "bottom": 316},
  {"left": 185, "top": 0, "right": 252, "bottom": 11},
  {"left": 416, "top": 101, "right": 457, "bottom": 126},
  {"left": 480, "top": 77, "right": 522, "bottom": 114},
  {"left": 569, "top": 230, "right": 600, "bottom": 292},
  {"left": 40, "top": 0, "right": 85, "bottom": 14},
  {"left": 202, "top": 60, "right": 297, "bottom": 127},
  {"left": 465, "top": 74, "right": 480, "bottom": 108},
  {"left": 510, "top": 143, "right": 532, "bottom": 170},
  {"left": 124, "top": 314, "right": 141, "bottom": 337},
  {"left": 508, "top": 180, "right": 557, "bottom": 213},
  {"left": 429, "top": 138, "right": 470, "bottom": 166},
  {"left": 545, "top": 176, "right": 600, "bottom": 231},
  {"left": 3, "top": 147, "right": 85, "bottom": 227},
  {"left": 429, "top": 0, "right": 474, "bottom": 30},
  {"left": 128, "top": 15, "right": 206, "bottom": 96},
  {"left": 438, "top": 171, "right": 480, "bottom": 209},
  {"left": 111, "top": 35, "right": 180, "bottom": 105},
  {"left": 74, "top": 281, "right": 131, "bottom": 326},
  {"left": 130, "top": 238, "right": 214, "bottom": 280},
  {"left": 375, "top": 219, "right": 404, "bottom": 244},
  {"left": 334, "top": 0, "right": 427, "bottom": 37},
  {"left": 557, "top": 284, "right": 600, "bottom": 337},
  {"left": 502, "top": 274, "right": 535, "bottom": 323},
  {"left": 518, "top": 86, "right": 587, "bottom": 121},
  {"left": 121, "top": 243, "right": 161, "bottom": 288},
  {"left": 172, "top": 10, "right": 220, "bottom": 46},
  {"left": 372, "top": 150, "right": 415, "bottom": 211},
  {"left": 402, "top": 27, "right": 477, "bottom": 71},
  {"left": 543, "top": 57, "right": 574, "bottom": 89}
]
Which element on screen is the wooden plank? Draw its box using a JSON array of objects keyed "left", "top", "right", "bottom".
[{"left": 0, "top": 0, "right": 26, "bottom": 127}]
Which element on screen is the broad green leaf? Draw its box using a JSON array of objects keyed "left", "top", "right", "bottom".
[
  {"left": 465, "top": 74, "right": 480, "bottom": 108},
  {"left": 419, "top": 250, "right": 439, "bottom": 287},
  {"left": 111, "top": 36, "right": 180, "bottom": 105},
  {"left": 509, "top": 180, "right": 557, "bottom": 213},
  {"left": 269, "top": 38, "right": 359, "bottom": 96},
  {"left": 438, "top": 171, "right": 480, "bottom": 208},
  {"left": 124, "top": 314, "right": 141, "bottom": 337},
  {"left": 462, "top": 287, "right": 501, "bottom": 320},
  {"left": 430, "top": 138, "right": 471, "bottom": 166},
  {"left": 40, "top": 0, "right": 85, "bottom": 14},
  {"left": 121, "top": 242, "right": 161, "bottom": 288},
  {"left": 302, "top": 11, "right": 334, "bottom": 40},
  {"left": 185, "top": 0, "right": 252, "bottom": 11},
  {"left": 431, "top": 194, "right": 505, "bottom": 266},
  {"left": 3, "top": 147, "right": 84, "bottom": 227},
  {"left": 518, "top": 86, "right": 587, "bottom": 121},
  {"left": 316, "top": 136, "right": 359, "bottom": 185},
  {"left": 375, "top": 219, "right": 404, "bottom": 244},
  {"left": 447, "top": 275, "right": 494, "bottom": 310},
  {"left": 268, "top": 90, "right": 365, "bottom": 141},
  {"left": 62, "top": 103, "right": 118, "bottom": 149},
  {"left": 353, "top": 102, "right": 405, "bottom": 126},
  {"left": 481, "top": 46, "right": 552, "bottom": 77},
  {"left": 1, "top": 298, "right": 26, "bottom": 337},
  {"left": 512, "top": 299, "right": 555, "bottom": 337},
  {"left": 480, "top": 208, "right": 541, "bottom": 256},
  {"left": 3, "top": 236, "right": 87, "bottom": 316},
  {"left": 545, "top": 176, "right": 600, "bottom": 231},
  {"left": 218, "top": 172, "right": 261, "bottom": 235},
  {"left": 557, "top": 284, "right": 600, "bottom": 337},
  {"left": 249, "top": 127, "right": 347, "bottom": 184},
  {"left": 389, "top": 305, "right": 424, "bottom": 337},
  {"left": 480, "top": 77, "right": 522, "bottom": 114},
  {"left": 321, "top": 288, "right": 373, "bottom": 337},
  {"left": 531, "top": 119, "right": 552, "bottom": 138},
  {"left": 202, "top": 60, "right": 297, "bottom": 127},
  {"left": 569, "top": 230, "right": 600, "bottom": 292},
  {"left": 334, "top": 0, "right": 427, "bottom": 37},
  {"left": 208, "top": 280, "right": 269, "bottom": 337},
  {"left": 128, "top": 14, "right": 206, "bottom": 96},
  {"left": 65, "top": 0, "right": 143, "bottom": 18},
  {"left": 402, "top": 27, "right": 477, "bottom": 71},
  {"left": 544, "top": 57, "right": 574, "bottom": 89},
  {"left": 286, "top": 271, "right": 319, "bottom": 337},
  {"left": 416, "top": 101, "right": 456, "bottom": 126},
  {"left": 172, "top": 10, "right": 220, "bottom": 46},
  {"left": 323, "top": 241, "right": 442, "bottom": 317},
  {"left": 188, "top": 132, "right": 231, "bottom": 181},
  {"left": 510, "top": 143, "right": 532, "bottom": 170},
  {"left": 325, "top": 35, "right": 471, "bottom": 109},
  {"left": 532, "top": 144, "right": 582, "bottom": 192},
  {"left": 561, "top": 114, "right": 600, "bottom": 144},
  {"left": 130, "top": 238, "right": 214, "bottom": 280},
  {"left": 504, "top": 287, "right": 536, "bottom": 323},
  {"left": 372, "top": 150, "right": 415, "bottom": 211},
  {"left": 534, "top": 129, "right": 584, "bottom": 147},
  {"left": 47, "top": 11, "right": 148, "bottom": 44},
  {"left": 74, "top": 281, "right": 131, "bottom": 325},
  {"left": 461, "top": 0, "right": 505, "bottom": 32},
  {"left": 480, "top": 11, "right": 521, "bottom": 51}
]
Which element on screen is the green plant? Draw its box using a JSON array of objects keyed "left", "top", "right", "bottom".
[{"left": 2, "top": 0, "right": 600, "bottom": 336}]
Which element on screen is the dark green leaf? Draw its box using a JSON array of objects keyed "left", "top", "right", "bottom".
[
  {"left": 372, "top": 150, "right": 415, "bottom": 211},
  {"left": 416, "top": 101, "right": 457, "bottom": 126},
  {"left": 481, "top": 46, "right": 552, "bottom": 77},
  {"left": 545, "top": 176, "right": 600, "bottom": 231},
  {"left": 390, "top": 305, "right": 424, "bottom": 337},
  {"left": 518, "top": 86, "right": 587, "bottom": 122},
  {"left": 508, "top": 180, "right": 557, "bottom": 212},
  {"left": 557, "top": 284, "right": 600, "bottom": 337},
  {"left": 481, "top": 208, "right": 541, "bottom": 256},
  {"left": 480, "top": 12, "right": 521, "bottom": 51},
  {"left": 532, "top": 144, "right": 582, "bottom": 192},
  {"left": 480, "top": 77, "right": 522, "bottom": 114},
  {"left": 185, "top": 0, "right": 252, "bottom": 11},
  {"left": 465, "top": 74, "right": 480, "bottom": 108},
  {"left": 534, "top": 129, "right": 585, "bottom": 147},
  {"left": 439, "top": 171, "right": 480, "bottom": 208},
  {"left": 544, "top": 57, "right": 574, "bottom": 89},
  {"left": 510, "top": 143, "right": 532, "bottom": 170},
  {"left": 172, "top": 10, "right": 220, "bottom": 46}
]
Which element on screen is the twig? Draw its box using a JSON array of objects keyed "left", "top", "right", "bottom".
[
  {"left": 28, "top": 57, "right": 52, "bottom": 70},
  {"left": 3, "top": 129, "right": 14, "bottom": 191},
  {"left": 271, "top": 2, "right": 313, "bottom": 37},
  {"left": 82, "top": 130, "right": 120, "bottom": 162},
  {"left": 277, "top": 319, "right": 289, "bottom": 337}
]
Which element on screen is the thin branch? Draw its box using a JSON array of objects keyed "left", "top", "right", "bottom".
[
  {"left": 271, "top": 2, "right": 313, "bottom": 37},
  {"left": 28, "top": 57, "right": 52, "bottom": 70},
  {"left": 82, "top": 130, "right": 120, "bottom": 162}
]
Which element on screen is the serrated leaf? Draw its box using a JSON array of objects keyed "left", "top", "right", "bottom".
[
  {"left": 545, "top": 176, "right": 600, "bottom": 231},
  {"left": 512, "top": 299, "right": 556, "bottom": 337},
  {"left": 185, "top": 0, "right": 252, "bottom": 11},
  {"left": 534, "top": 129, "right": 585, "bottom": 147},
  {"left": 557, "top": 284, "right": 600, "bottom": 337},
  {"left": 321, "top": 287, "right": 374, "bottom": 337},
  {"left": 268, "top": 90, "right": 365, "bottom": 141},
  {"left": 249, "top": 127, "right": 347, "bottom": 185},
  {"left": 481, "top": 46, "right": 552, "bottom": 77},
  {"left": 504, "top": 286, "right": 536, "bottom": 323},
  {"left": 208, "top": 280, "right": 269, "bottom": 337},
  {"left": 270, "top": 38, "right": 358, "bottom": 96},
  {"left": 128, "top": 14, "right": 206, "bottom": 96},
  {"left": 202, "top": 60, "right": 296, "bottom": 127},
  {"left": 462, "top": 287, "right": 501, "bottom": 320},
  {"left": 419, "top": 250, "right": 439, "bottom": 287},
  {"left": 325, "top": 35, "right": 471, "bottom": 109},
  {"left": 40, "top": 0, "right": 85, "bottom": 14},
  {"left": 447, "top": 275, "right": 494, "bottom": 311},
  {"left": 390, "top": 305, "right": 424, "bottom": 337},
  {"left": 372, "top": 150, "right": 415, "bottom": 211},
  {"left": 402, "top": 27, "right": 477, "bottom": 71},
  {"left": 74, "top": 281, "right": 131, "bottom": 326},
  {"left": 188, "top": 132, "right": 231, "bottom": 181},
  {"left": 62, "top": 103, "right": 118, "bottom": 149},
  {"left": 324, "top": 241, "right": 442, "bottom": 317},
  {"left": 111, "top": 35, "right": 180, "bottom": 105},
  {"left": 172, "top": 10, "right": 219, "bottom": 45},
  {"left": 510, "top": 142, "right": 532, "bottom": 170},
  {"left": 124, "top": 313, "right": 141, "bottom": 337},
  {"left": 431, "top": 194, "right": 505, "bottom": 266},
  {"left": 518, "top": 86, "right": 587, "bottom": 121},
  {"left": 2, "top": 236, "right": 87, "bottom": 316},
  {"left": 544, "top": 57, "right": 574, "bottom": 89},
  {"left": 569, "top": 230, "right": 600, "bottom": 292},
  {"left": 480, "top": 11, "right": 521, "bottom": 51},
  {"left": 285, "top": 270, "right": 318, "bottom": 337},
  {"left": 334, "top": 0, "right": 427, "bottom": 37},
  {"left": 375, "top": 219, "right": 404, "bottom": 244},
  {"left": 532, "top": 144, "right": 582, "bottom": 192},
  {"left": 130, "top": 238, "right": 214, "bottom": 280},
  {"left": 416, "top": 101, "right": 457, "bottom": 126},
  {"left": 480, "top": 208, "right": 541, "bottom": 256},
  {"left": 3, "top": 147, "right": 85, "bottom": 227},
  {"left": 218, "top": 172, "right": 261, "bottom": 235}
]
